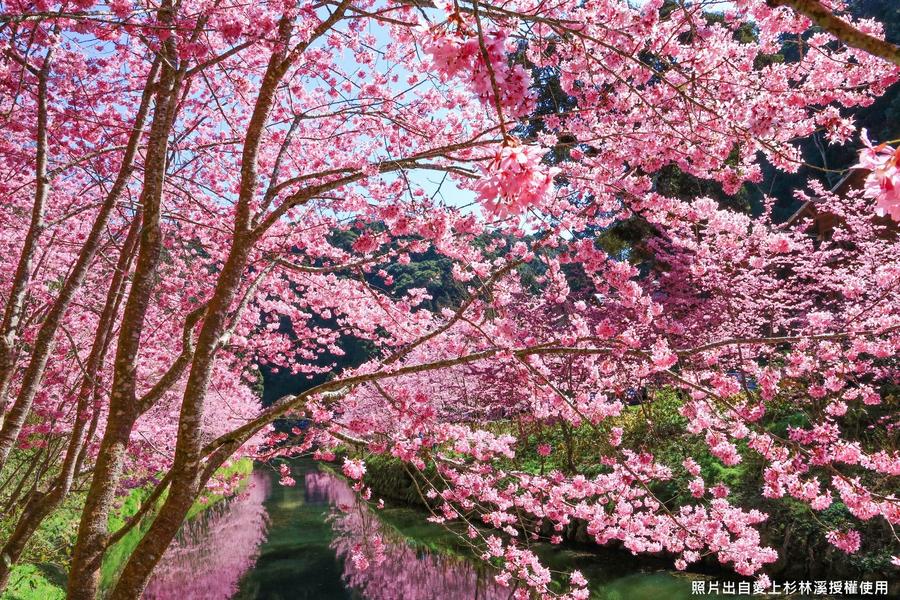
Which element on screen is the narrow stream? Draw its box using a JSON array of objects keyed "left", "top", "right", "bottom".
[{"left": 144, "top": 459, "right": 719, "bottom": 599}]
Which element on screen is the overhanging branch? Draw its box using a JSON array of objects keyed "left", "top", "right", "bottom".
[{"left": 769, "top": 0, "right": 900, "bottom": 66}]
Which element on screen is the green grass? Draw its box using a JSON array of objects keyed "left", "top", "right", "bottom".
[{"left": 3, "top": 564, "right": 66, "bottom": 600}]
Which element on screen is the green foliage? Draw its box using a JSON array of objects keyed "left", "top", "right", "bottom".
[
  {"left": 471, "top": 384, "right": 894, "bottom": 578},
  {"left": 384, "top": 246, "right": 467, "bottom": 312},
  {"left": 99, "top": 486, "right": 157, "bottom": 591},
  {"left": 360, "top": 454, "right": 438, "bottom": 506}
]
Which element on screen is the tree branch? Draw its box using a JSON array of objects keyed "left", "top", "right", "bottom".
[{"left": 769, "top": 0, "right": 900, "bottom": 66}]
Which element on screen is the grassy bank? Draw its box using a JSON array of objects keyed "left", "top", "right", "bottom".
[{"left": 1, "top": 458, "right": 254, "bottom": 599}]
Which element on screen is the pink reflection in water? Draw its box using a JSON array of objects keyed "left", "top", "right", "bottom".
[
  {"left": 306, "top": 471, "right": 514, "bottom": 600},
  {"left": 305, "top": 469, "right": 357, "bottom": 507},
  {"left": 144, "top": 471, "right": 270, "bottom": 600}
]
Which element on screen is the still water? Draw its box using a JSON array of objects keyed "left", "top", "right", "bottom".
[{"left": 144, "top": 460, "right": 715, "bottom": 600}]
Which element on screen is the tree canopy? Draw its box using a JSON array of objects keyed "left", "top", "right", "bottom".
[{"left": 0, "top": 0, "right": 899, "bottom": 597}]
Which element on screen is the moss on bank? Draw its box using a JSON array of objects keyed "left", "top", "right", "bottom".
[{"left": 358, "top": 454, "right": 437, "bottom": 506}]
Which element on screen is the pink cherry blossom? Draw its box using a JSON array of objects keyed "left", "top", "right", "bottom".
[
  {"left": 826, "top": 530, "right": 862, "bottom": 554},
  {"left": 1, "top": 0, "right": 899, "bottom": 596},
  {"left": 855, "top": 129, "right": 900, "bottom": 220},
  {"left": 342, "top": 458, "right": 367, "bottom": 481},
  {"left": 474, "top": 145, "right": 560, "bottom": 218}
]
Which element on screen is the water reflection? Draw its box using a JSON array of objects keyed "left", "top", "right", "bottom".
[
  {"left": 145, "top": 471, "right": 270, "bottom": 600},
  {"left": 146, "top": 461, "right": 509, "bottom": 600},
  {"left": 306, "top": 471, "right": 512, "bottom": 600},
  {"left": 145, "top": 461, "right": 709, "bottom": 600}
]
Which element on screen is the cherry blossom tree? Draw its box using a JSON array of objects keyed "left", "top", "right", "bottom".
[{"left": 0, "top": 0, "right": 898, "bottom": 598}]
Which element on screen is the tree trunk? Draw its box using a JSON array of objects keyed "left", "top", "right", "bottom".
[
  {"left": 106, "top": 230, "right": 253, "bottom": 595},
  {"left": 66, "top": 412, "right": 138, "bottom": 599},
  {"left": 67, "top": 22, "right": 181, "bottom": 596},
  {"left": 0, "top": 488, "right": 62, "bottom": 590},
  {"left": 107, "top": 464, "right": 200, "bottom": 600},
  {"left": 0, "top": 59, "right": 158, "bottom": 470},
  {"left": 76, "top": 4, "right": 351, "bottom": 594},
  {"left": 0, "top": 215, "right": 141, "bottom": 596},
  {"left": 103, "top": 14, "right": 302, "bottom": 593},
  {"left": 0, "top": 49, "right": 53, "bottom": 423},
  {"left": 769, "top": 0, "right": 900, "bottom": 66}
]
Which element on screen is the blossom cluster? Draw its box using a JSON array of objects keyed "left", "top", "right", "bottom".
[
  {"left": 473, "top": 145, "right": 560, "bottom": 217},
  {"left": 421, "top": 20, "right": 534, "bottom": 117},
  {"left": 855, "top": 130, "right": 900, "bottom": 220}
]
